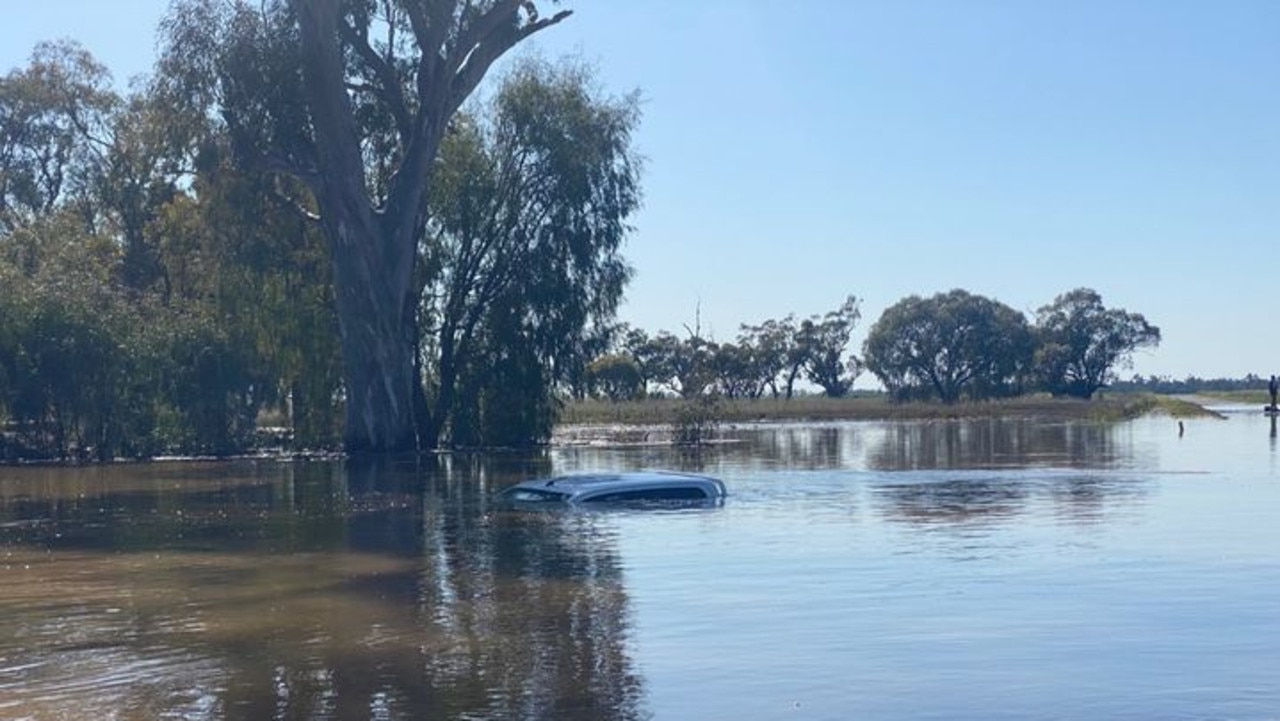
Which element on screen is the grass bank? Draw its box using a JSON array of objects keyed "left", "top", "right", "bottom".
[
  {"left": 559, "top": 392, "right": 1222, "bottom": 428},
  {"left": 1193, "top": 390, "right": 1269, "bottom": 406}
]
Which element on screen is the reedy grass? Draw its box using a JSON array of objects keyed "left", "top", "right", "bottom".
[
  {"left": 559, "top": 392, "right": 1220, "bottom": 427},
  {"left": 1144, "top": 395, "right": 1227, "bottom": 419},
  {"left": 1194, "top": 390, "right": 1269, "bottom": 405}
]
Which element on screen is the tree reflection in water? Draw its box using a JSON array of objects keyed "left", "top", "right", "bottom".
[
  {"left": 866, "top": 420, "right": 1150, "bottom": 529},
  {"left": 867, "top": 418, "right": 1124, "bottom": 471},
  {"left": 0, "top": 456, "right": 645, "bottom": 721}
]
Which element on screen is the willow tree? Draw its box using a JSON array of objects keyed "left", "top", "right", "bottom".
[
  {"left": 161, "top": 0, "right": 571, "bottom": 452},
  {"left": 421, "top": 60, "right": 639, "bottom": 447}
]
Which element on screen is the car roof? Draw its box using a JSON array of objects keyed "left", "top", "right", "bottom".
[
  {"left": 544, "top": 470, "right": 708, "bottom": 487},
  {"left": 505, "top": 470, "right": 726, "bottom": 499}
]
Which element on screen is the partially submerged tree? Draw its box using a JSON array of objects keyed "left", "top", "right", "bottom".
[
  {"left": 0, "top": 39, "right": 354, "bottom": 459},
  {"left": 421, "top": 59, "right": 640, "bottom": 446},
  {"left": 160, "top": 0, "right": 573, "bottom": 452},
  {"left": 1033, "top": 288, "right": 1160, "bottom": 399}
]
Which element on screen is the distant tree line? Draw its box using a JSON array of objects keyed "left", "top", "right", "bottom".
[
  {"left": 1109, "top": 374, "right": 1267, "bottom": 395},
  {"left": 583, "top": 288, "right": 1164, "bottom": 405},
  {"left": 586, "top": 296, "right": 864, "bottom": 402}
]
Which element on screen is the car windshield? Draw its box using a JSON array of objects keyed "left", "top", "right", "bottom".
[
  {"left": 500, "top": 487, "right": 570, "bottom": 503},
  {"left": 579, "top": 487, "right": 710, "bottom": 503}
]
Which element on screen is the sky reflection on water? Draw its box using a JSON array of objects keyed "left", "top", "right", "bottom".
[{"left": 1, "top": 412, "right": 1278, "bottom": 720}]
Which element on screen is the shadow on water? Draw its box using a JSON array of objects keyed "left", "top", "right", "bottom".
[{"left": 0, "top": 455, "right": 644, "bottom": 721}]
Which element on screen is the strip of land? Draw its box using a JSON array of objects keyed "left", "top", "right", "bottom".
[{"left": 560, "top": 393, "right": 1226, "bottom": 427}]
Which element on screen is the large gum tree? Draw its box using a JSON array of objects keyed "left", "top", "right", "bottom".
[
  {"left": 1033, "top": 287, "right": 1160, "bottom": 399},
  {"left": 161, "top": 0, "right": 571, "bottom": 452}
]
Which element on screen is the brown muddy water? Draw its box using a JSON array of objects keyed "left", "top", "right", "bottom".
[{"left": 1, "top": 409, "right": 1279, "bottom": 720}]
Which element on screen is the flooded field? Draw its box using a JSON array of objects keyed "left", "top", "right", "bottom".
[{"left": 1, "top": 409, "right": 1278, "bottom": 720}]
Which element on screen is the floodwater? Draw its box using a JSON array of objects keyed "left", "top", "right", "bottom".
[{"left": 2, "top": 409, "right": 1279, "bottom": 720}]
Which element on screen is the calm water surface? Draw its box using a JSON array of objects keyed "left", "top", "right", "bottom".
[{"left": 2, "top": 411, "right": 1279, "bottom": 720}]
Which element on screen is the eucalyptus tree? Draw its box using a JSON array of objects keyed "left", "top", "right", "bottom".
[
  {"left": 0, "top": 40, "right": 345, "bottom": 457},
  {"left": 618, "top": 325, "right": 665, "bottom": 394},
  {"left": 798, "top": 295, "right": 862, "bottom": 397},
  {"left": 0, "top": 40, "right": 118, "bottom": 235},
  {"left": 0, "top": 216, "right": 115, "bottom": 457},
  {"left": 738, "top": 316, "right": 798, "bottom": 399},
  {"left": 160, "top": 0, "right": 573, "bottom": 452},
  {"left": 93, "top": 90, "right": 192, "bottom": 292},
  {"left": 149, "top": 159, "right": 345, "bottom": 448},
  {"left": 1033, "top": 288, "right": 1160, "bottom": 399},
  {"left": 707, "top": 341, "right": 756, "bottom": 399},
  {"left": 863, "top": 289, "right": 1034, "bottom": 403},
  {"left": 585, "top": 354, "right": 642, "bottom": 402},
  {"left": 419, "top": 59, "right": 639, "bottom": 447}
]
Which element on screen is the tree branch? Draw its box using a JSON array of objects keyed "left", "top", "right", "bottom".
[
  {"left": 447, "top": 8, "right": 573, "bottom": 114},
  {"left": 269, "top": 183, "right": 322, "bottom": 223},
  {"left": 293, "top": 0, "right": 373, "bottom": 213},
  {"left": 338, "top": 17, "right": 413, "bottom": 143},
  {"left": 259, "top": 151, "right": 322, "bottom": 189},
  {"left": 406, "top": 0, "right": 457, "bottom": 92},
  {"left": 449, "top": 0, "right": 523, "bottom": 75}
]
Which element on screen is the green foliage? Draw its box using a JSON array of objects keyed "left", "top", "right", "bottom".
[
  {"left": 0, "top": 39, "right": 343, "bottom": 459},
  {"left": 150, "top": 309, "right": 263, "bottom": 455},
  {"left": 1034, "top": 288, "right": 1161, "bottom": 399},
  {"left": 618, "top": 325, "right": 666, "bottom": 393},
  {"left": 4, "top": 16, "right": 614, "bottom": 457},
  {"left": 158, "top": 0, "right": 575, "bottom": 452},
  {"left": 671, "top": 394, "right": 722, "bottom": 446},
  {"left": 653, "top": 331, "right": 715, "bottom": 398},
  {"left": 708, "top": 341, "right": 761, "bottom": 400},
  {"left": 737, "top": 316, "right": 801, "bottom": 399},
  {"left": 0, "top": 216, "right": 224, "bottom": 457},
  {"left": 0, "top": 213, "right": 276, "bottom": 460},
  {"left": 0, "top": 215, "right": 133, "bottom": 459},
  {"left": 149, "top": 161, "right": 344, "bottom": 449},
  {"left": 587, "top": 354, "right": 643, "bottom": 402},
  {"left": 864, "top": 289, "right": 1034, "bottom": 403},
  {"left": 421, "top": 58, "right": 641, "bottom": 447},
  {"left": 609, "top": 298, "right": 862, "bottom": 402},
  {"left": 798, "top": 295, "right": 862, "bottom": 397},
  {"left": 0, "top": 40, "right": 118, "bottom": 234},
  {"left": 451, "top": 320, "right": 559, "bottom": 448}
]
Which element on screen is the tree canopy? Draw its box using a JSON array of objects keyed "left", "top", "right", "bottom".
[
  {"left": 159, "top": 0, "right": 574, "bottom": 452},
  {"left": 1033, "top": 288, "right": 1161, "bottom": 399},
  {"left": 863, "top": 290, "right": 1033, "bottom": 403},
  {"left": 421, "top": 58, "right": 641, "bottom": 446},
  {"left": 0, "top": 12, "right": 645, "bottom": 459}
]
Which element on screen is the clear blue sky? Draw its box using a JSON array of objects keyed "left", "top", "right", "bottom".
[{"left": 5, "top": 1, "right": 1278, "bottom": 382}]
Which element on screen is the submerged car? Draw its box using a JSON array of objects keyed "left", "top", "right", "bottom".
[{"left": 499, "top": 470, "right": 726, "bottom": 506}]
